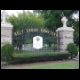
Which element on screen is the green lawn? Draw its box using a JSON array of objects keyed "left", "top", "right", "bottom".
[{"left": 27, "top": 61, "right": 79, "bottom": 69}]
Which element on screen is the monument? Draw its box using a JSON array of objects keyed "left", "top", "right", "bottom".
[
  {"left": 1, "top": 10, "right": 13, "bottom": 47},
  {"left": 33, "top": 36, "right": 43, "bottom": 49},
  {"left": 1, "top": 10, "right": 9, "bottom": 22},
  {"left": 56, "top": 16, "right": 74, "bottom": 52}
]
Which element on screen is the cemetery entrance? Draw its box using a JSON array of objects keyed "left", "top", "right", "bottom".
[{"left": 12, "top": 27, "right": 57, "bottom": 53}]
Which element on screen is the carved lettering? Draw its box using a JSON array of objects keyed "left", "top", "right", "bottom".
[{"left": 14, "top": 28, "right": 57, "bottom": 36}]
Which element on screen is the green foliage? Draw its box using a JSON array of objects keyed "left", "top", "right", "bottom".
[
  {"left": 28, "top": 62, "right": 79, "bottom": 69},
  {"left": 45, "top": 45, "right": 57, "bottom": 51},
  {"left": 1, "top": 44, "right": 14, "bottom": 62},
  {"left": 6, "top": 11, "right": 45, "bottom": 51},
  {"left": 51, "top": 45, "right": 57, "bottom": 50},
  {"left": 7, "top": 12, "right": 45, "bottom": 52},
  {"left": 12, "top": 52, "right": 70, "bottom": 64},
  {"left": 73, "top": 21, "right": 79, "bottom": 45},
  {"left": 7, "top": 11, "right": 45, "bottom": 31},
  {"left": 67, "top": 43, "right": 78, "bottom": 59},
  {"left": 24, "top": 39, "right": 33, "bottom": 44},
  {"left": 34, "top": 10, "right": 78, "bottom": 30},
  {"left": 77, "top": 46, "right": 79, "bottom": 51},
  {"left": 34, "top": 10, "right": 79, "bottom": 41}
]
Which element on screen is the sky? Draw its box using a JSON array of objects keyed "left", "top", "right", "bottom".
[
  {"left": 1, "top": 10, "right": 33, "bottom": 16},
  {"left": 73, "top": 11, "right": 79, "bottom": 19},
  {"left": 1, "top": 10, "right": 79, "bottom": 20}
]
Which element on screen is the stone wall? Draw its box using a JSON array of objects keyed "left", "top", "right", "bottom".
[
  {"left": 56, "top": 16, "right": 75, "bottom": 52},
  {"left": 56, "top": 27, "right": 74, "bottom": 52},
  {"left": 1, "top": 23, "right": 13, "bottom": 47}
]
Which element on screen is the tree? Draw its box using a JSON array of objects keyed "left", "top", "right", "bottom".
[
  {"left": 7, "top": 11, "right": 45, "bottom": 30},
  {"left": 33, "top": 10, "right": 78, "bottom": 29},
  {"left": 73, "top": 21, "right": 79, "bottom": 46},
  {"left": 33, "top": 10, "right": 79, "bottom": 45},
  {"left": 7, "top": 11, "right": 45, "bottom": 52}
]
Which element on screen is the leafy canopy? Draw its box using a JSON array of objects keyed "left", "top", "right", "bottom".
[{"left": 7, "top": 11, "right": 45, "bottom": 31}]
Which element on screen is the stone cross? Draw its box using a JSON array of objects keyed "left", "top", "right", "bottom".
[
  {"left": 61, "top": 16, "right": 68, "bottom": 27},
  {"left": 2, "top": 10, "right": 7, "bottom": 23}
]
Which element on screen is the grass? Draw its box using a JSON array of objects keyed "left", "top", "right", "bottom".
[{"left": 27, "top": 61, "right": 79, "bottom": 69}]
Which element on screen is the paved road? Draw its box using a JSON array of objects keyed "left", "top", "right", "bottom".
[{"left": 73, "top": 56, "right": 79, "bottom": 61}]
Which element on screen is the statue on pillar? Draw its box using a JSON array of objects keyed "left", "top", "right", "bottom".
[
  {"left": 61, "top": 16, "right": 68, "bottom": 28},
  {"left": 1, "top": 10, "right": 8, "bottom": 23}
]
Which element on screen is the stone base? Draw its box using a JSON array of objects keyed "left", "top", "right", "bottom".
[
  {"left": 1, "top": 22, "right": 13, "bottom": 47},
  {"left": 56, "top": 27, "right": 74, "bottom": 52}
]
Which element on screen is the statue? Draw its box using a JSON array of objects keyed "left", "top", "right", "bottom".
[
  {"left": 61, "top": 16, "right": 68, "bottom": 28},
  {"left": 2, "top": 10, "right": 7, "bottom": 23}
]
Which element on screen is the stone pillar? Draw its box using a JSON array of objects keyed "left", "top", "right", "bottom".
[
  {"left": 56, "top": 16, "right": 74, "bottom": 52},
  {"left": 1, "top": 10, "right": 13, "bottom": 47}
]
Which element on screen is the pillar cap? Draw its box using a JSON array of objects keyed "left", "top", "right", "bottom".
[
  {"left": 56, "top": 27, "right": 74, "bottom": 32},
  {"left": 1, "top": 22, "right": 13, "bottom": 28}
]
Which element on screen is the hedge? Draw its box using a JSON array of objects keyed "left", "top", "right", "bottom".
[{"left": 11, "top": 52, "right": 70, "bottom": 64}]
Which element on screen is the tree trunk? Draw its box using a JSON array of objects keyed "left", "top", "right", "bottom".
[
  {"left": 18, "top": 44, "right": 22, "bottom": 53},
  {"left": 71, "top": 54, "right": 73, "bottom": 59},
  {"left": 48, "top": 42, "right": 51, "bottom": 47}
]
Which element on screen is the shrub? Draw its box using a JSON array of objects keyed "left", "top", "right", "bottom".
[
  {"left": 44, "top": 45, "right": 57, "bottom": 51},
  {"left": 52, "top": 45, "right": 57, "bottom": 51},
  {"left": 1, "top": 44, "right": 14, "bottom": 62},
  {"left": 67, "top": 43, "right": 78, "bottom": 59},
  {"left": 12, "top": 52, "right": 70, "bottom": 64}
]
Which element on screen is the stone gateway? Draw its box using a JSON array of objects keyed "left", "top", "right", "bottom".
[
  {"left": 1, "top": 10, "right": 74, "bottom": 52},
  {"left": 1, "top": 10, "right": 13, "bottom": 47},
  {"left": 56, "top": 16, "right": 74, "bottom": 52}
]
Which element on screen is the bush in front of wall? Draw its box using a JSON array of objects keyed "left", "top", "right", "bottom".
[
  {"left": 1, "top": 44, "right": 14, "bottom": 62},
  {"left": 67, "top": 43, "right": 78, "bottom": 59}
]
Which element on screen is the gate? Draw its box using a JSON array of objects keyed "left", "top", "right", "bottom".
[{"left": 12, "top": 27, "right": 57, "bottom": 53}]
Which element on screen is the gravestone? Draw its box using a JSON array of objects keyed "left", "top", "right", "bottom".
[
  {"left": 1, "top": 10, "right": 13, "bottom": 47},
  {"left": 56, "top": 16, "right": 74, "bottom": 52}
]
